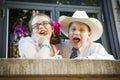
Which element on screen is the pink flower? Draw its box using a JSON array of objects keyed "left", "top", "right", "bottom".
[{"left": 52, "top": 21, "right": 60, "bottom": 35}]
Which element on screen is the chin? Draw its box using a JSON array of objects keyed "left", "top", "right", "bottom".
[
  {"left": 72, "top": 43, "right": 81, "bottom": 48},
  {"left": 72, "top": 45, "right": 79, "bottom": 49}
]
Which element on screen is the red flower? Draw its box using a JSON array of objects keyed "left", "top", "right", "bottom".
[{"left": 52, "top": 21, "right": 60, "bottom": 35}]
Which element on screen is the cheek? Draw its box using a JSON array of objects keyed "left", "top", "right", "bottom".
[
  {"left": 82, "top": 32, "right": 89, "bottom": 39},
  {"left": 48, "top": 27, "right": 53, "bottom": 35},
  {"left": 68, "top": 30, "right": 73, "bottom": 38},
  {"left": 83, "top": 32, "right": 88, "bottom": 36},
  {"left": 32, "top": 29, "right": 38, "bottom": 34}
]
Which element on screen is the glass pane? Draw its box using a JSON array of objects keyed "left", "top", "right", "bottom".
[
  {"left": 58, "top": 0, "right": 98, "bottom": 6},
  {"left": 7, "top": 0, "right": 98, "bottom": 6},
  {"left": 8, "top": 9, "right": 51, "bottom": 58}
]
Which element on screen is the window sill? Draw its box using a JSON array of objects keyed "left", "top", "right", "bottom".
[{"left": 0, "top": 58, "right": 120, "bottom": 79}]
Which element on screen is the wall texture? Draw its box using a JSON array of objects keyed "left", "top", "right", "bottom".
[{"left": 0, "top": 59, "right": 120, "bottom": 80}]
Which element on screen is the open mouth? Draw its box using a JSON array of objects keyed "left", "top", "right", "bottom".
[
  {"left": 73, "top": 37, "right": 80, "bottom": 43},
  {"left": 40, "top": 30, "right": 47, "bottom": 35}
]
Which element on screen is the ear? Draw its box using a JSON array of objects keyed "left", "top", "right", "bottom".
[
  {"left": 52, "top": 26, "right": 54, "bottom": 32},
  {"left": 87, "top": 31, "right": 92, "bottom": 41},
  {"left": 88, "top": 31, "right": 92, "bottom": 37}
]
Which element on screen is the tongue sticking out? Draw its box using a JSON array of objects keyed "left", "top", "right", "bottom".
[{"left": 73, "top": 37, "right": 80, "bottom": 43}]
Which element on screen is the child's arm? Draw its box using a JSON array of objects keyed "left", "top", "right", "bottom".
[
  {"left": 75, "top": 43, "right": 115, "bottom": 60},
  {"left": 86, "top": 43, "right": 115, "bottom": 60},
  {"left": 19, "top": 41, "right": 51, "bottom": 59},
  {"left": 18, "top": 34, "right": 51, "bottom": 59}
]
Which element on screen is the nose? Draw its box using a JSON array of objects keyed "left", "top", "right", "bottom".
[
  {"left": 38, "top": 24, "right": 45, "bottom": 30},
  {"left": 73, "top": 30, "right": 80, "bottom": 35}
]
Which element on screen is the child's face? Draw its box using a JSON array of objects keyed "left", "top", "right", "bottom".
[
  {"left": 68, "top": 22, "right": 91, "bottom": 49},
  {"left": 31, "top": 16, "right": 53, "bottom": 41}
]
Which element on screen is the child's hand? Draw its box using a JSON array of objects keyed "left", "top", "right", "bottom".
[
  {"left": 32, "top": 10, "right": 39, "bottom": 16},
  {"left": 32, "top": 33, "right": 49, "bottom": 45}
]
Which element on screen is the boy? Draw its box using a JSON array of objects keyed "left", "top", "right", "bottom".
[{"left": 57, "top": 10, "right": 115, "bottom": 60}]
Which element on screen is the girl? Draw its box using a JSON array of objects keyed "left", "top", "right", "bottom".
[{"left": 18, "top": 11, "right": 61, "bottom": 59}]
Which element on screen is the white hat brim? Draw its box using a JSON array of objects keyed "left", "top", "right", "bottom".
[{"left": 59, "top": 16, "right": 103, "bottom": 41}]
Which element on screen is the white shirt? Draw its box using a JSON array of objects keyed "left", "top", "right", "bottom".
[
  {"left": 56, "top": 40, "right": 115, "bottom": 60},
  {"left": 18, "top": 36, "right": 61, "bottom": 59}
]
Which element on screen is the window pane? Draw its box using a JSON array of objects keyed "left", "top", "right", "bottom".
[
  {"left": 58, "top": 0, "right": 98, "bottom": 6},
  {"left": 8, "top": 9, "right": 51, "bottom": 58},
  {"left": 7, "top": 0, "right": 98, "bottom": 6}
]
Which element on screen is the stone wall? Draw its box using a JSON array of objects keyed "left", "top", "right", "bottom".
[{"left": 0, "top": 59, "right": 120, "bottom": 80}]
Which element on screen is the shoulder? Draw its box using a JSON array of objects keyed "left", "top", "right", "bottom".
[
  {"left": 19, "top": 36, "right": 34, "bottom": 44},
  {"left": 90, "top": 42, "right": 104, "bottom": 48},
  {"left": 56, "top": 39, "right": 71, "bottom": 47},
  {"left": 55, "top": 39, "right": 72, "bottom": 58},
  {"left": 20, "top": 36, "right": 33, "bottom": 41},
  {"left": 88, "top": 42, "right": 107, "bottom": 53},
  {"left": 18, "top": 36, "right": 35, "bottom": 49},
  {"left": 19, "top": 36, "right": 32, "bottom": 43},
  {"left": 89, "top": 42, "right": 109, "bottom": 54},
  {"left": 56, "top": 39, "right": 72, "bottom": 51}
]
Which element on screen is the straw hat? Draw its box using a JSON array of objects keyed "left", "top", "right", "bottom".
[{"left": 58, "top": 10, "right": 103, "bottom": 41}]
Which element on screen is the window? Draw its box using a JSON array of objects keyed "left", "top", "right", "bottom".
[{"left": 0, "top": 0, "right": 119, "bottom": 59}]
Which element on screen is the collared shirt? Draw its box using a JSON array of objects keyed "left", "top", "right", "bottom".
[{"left": 56, "top": 40, "right": 115, "bottom": 60}]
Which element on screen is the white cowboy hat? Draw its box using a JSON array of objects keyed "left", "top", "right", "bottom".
[{"left": 58, "top": 10, "right": 103, "bottom": 41}]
